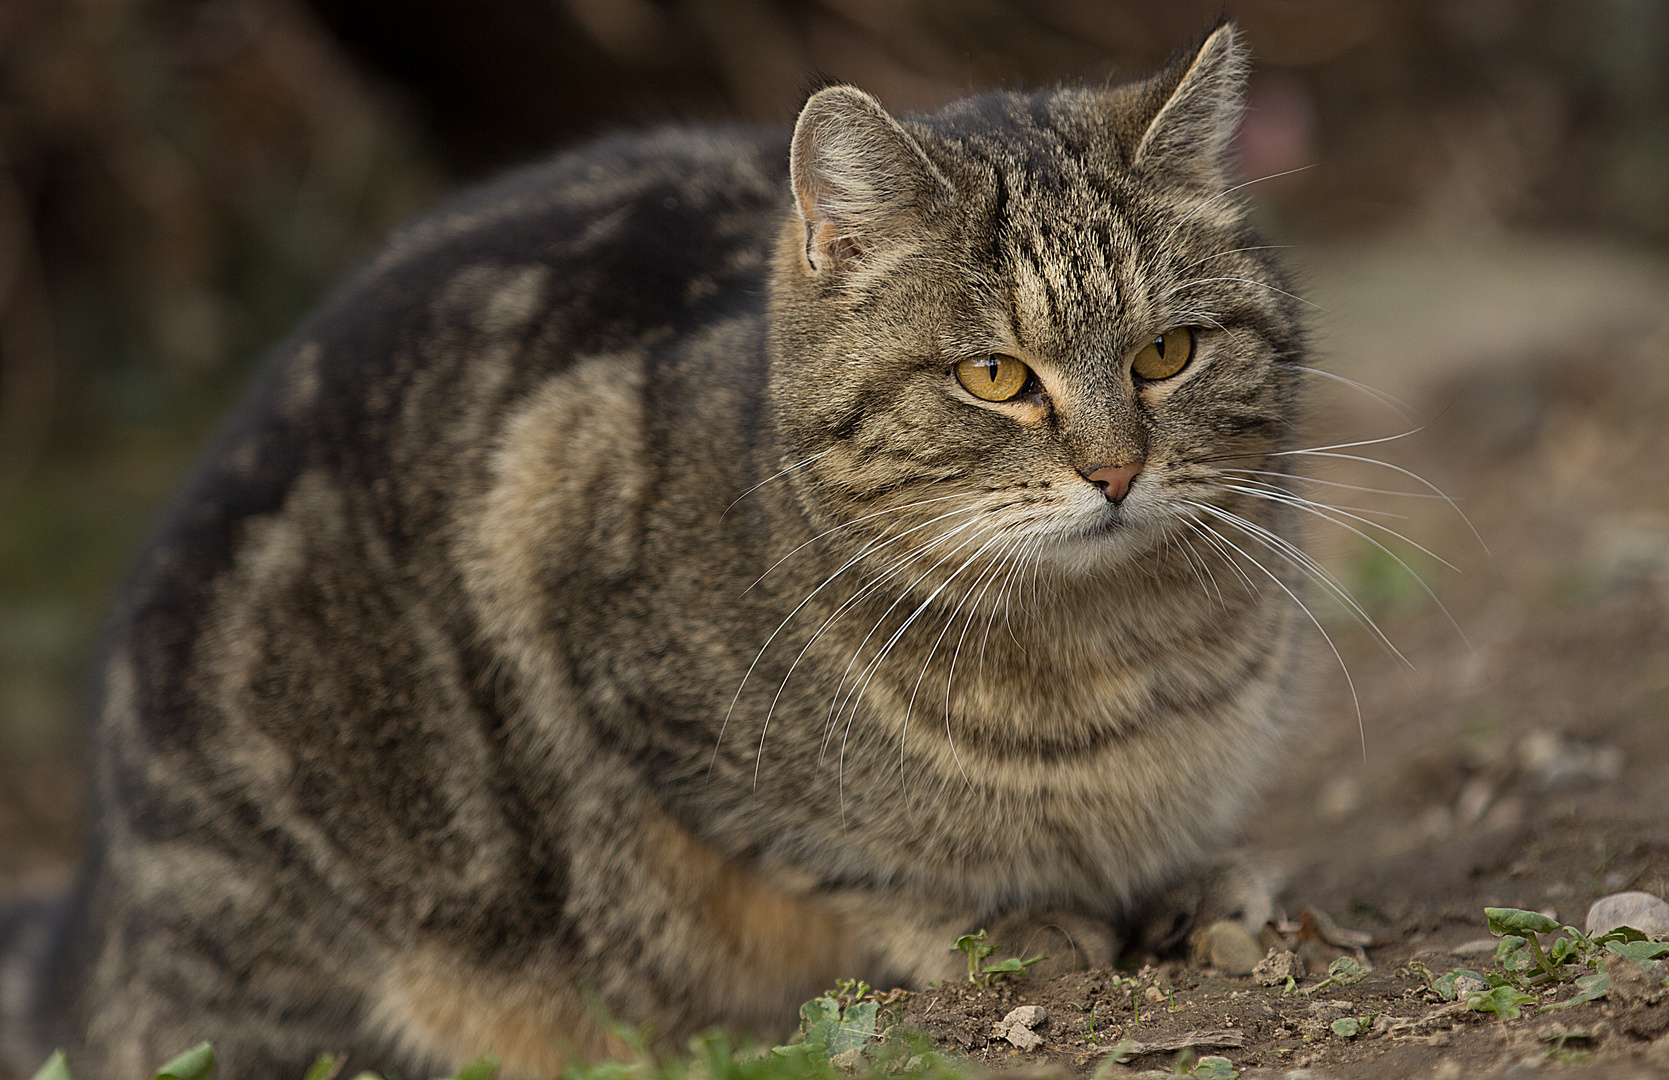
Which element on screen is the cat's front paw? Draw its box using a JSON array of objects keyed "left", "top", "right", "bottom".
[{"left": 1126, "top": 848, "right": 1277, "bottom": 958}]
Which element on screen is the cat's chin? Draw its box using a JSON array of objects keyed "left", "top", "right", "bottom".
[{"left": 1036, "top": 507, "right": 1164, "bottom": 575}]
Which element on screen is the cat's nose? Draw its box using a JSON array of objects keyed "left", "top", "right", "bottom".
[{"left": 1085, "top": 462, "right": 1143, "bottom": 503}]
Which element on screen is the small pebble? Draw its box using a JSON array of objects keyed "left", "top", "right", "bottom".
[{"left": 1585, "top": 891, "right": 1669, "bottom": 938}]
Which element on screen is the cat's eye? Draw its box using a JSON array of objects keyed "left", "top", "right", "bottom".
[
  {"left": 1131, "top": 327, "right": 1195, "bottom": 381},
  {"left": 955, "top": 353, "right": 1031, "bottom": 402}
]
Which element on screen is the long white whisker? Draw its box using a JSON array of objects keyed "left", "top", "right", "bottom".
[
  {"left": 1166, "top": 275, "right": 1325, "bottom": 312},
  {"left": 1214, "top": 482, "right": 1474, "bottom": 651},
  {"left": 1190, "top": 500, "right": 1411, "bottom": 668},
  {"left": 1291, "top": 365, "right": 1417, "bottom": 422},
  {"left": 1215, "top": 482, "right": 1457, "bottom": 572},
  {"left": 896, "top": 526, "right": 1025, "bottom": 794},
  {"left": 742, "top": 491, "right": 986, "bottom": 594},
  {"left": 722, "top": 449, "right": 833, "bottom": 516},
  {"left": 1154, "top": 164, "right": 1317, "bottom": 254},
  {"left": 1178, "top": 516, "right": 1259, "bottom": 598},
  {"left": 713, "top": 498, "right": 987, "bottom": 774},
  {"left": 833, "top": 519, "right": 1011, "bottom": 819},
  {"left": 1273, "top": 450, "right": 1489, "bottom": 554},
  {"left": 1220, "top": 468, "right": 1449, "bottom": 502},
  {"left": 1189, "top": 510, "right": 1368, "bottom": 762}
]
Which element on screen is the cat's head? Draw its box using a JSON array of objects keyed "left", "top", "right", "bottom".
[{"left": 767, "top": 23, "right": 1304, "bottom": 583}]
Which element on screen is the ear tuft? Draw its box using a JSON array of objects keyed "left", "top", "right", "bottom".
[
  {"left": 1132, "top": 22, "right": 1249, "bottom": 185},
  {"left": 790, "top": 86, "right": 949, "bottom": 273}
]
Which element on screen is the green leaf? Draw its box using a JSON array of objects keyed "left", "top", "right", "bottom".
[
  {"left": 300, "top": 1055, "right": 340, "bottom": 1080},
  {"left": 1596, "top": 926, "right": 1648, "bottom": 945},
  {"left": 1192, "top": 1056, "right": 1237, "bottom": 1078},
  {"left": 827, "top": 1000, "right": 879, "bottom": 1057},
  {"left": 1606, "top": 940, "right": 1669, "bottom": 963},
  {"left": 443, "top": 1056, "right": 499, "bottom": 1080},
  {"left": 1485, "top": 908, "right": 1559, "bottom": 936},
  {"left": 1495, "top": 934, "right": 1535, "bottom": 971},
  {"left": 28, "top": 1050, "right": 72, "bottom": 1080},
  {"left": 1329, "top": 1017, "right": 1361, "bottom": 1038},
  {"left": 154, "top": 1043, "right": 215, "bottom": 1080},
  {"left": 1465, "top": 985, "right": 1535, "bottom": 1019}
]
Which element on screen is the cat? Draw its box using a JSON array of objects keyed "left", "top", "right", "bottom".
[{"left": 0, "top": 21, "right": 1308, "bottom": 1080}]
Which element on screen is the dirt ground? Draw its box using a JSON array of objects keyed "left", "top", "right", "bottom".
[
  {"left": 892, "top": 231, "right": 1669, "bottom": 1079},
  {"left": 2, "top": 231, "right": 1667, "bottom": 1078}
]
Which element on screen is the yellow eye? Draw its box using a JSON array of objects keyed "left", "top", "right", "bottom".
[
  {"left": 1132, "top": 327, "right": 1195, "bottom": 381},
  {"left": 955, "top": 353, "right": 1031, "bottom": 402}
]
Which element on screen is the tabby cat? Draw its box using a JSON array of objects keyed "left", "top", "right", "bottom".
[{"left": 1, "top": 22, "right": 1309, "bottom": 1080}]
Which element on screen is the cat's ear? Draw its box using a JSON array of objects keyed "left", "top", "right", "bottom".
[
  {"left": 1129, "top": 22, "right": 1248, "bottom": 187},
  {"left": 790, "top": 86, "right": 951, "bottom": 274}
]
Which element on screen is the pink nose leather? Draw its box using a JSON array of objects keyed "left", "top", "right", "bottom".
[{"left": 1086, "top": 462, "right": 1143, "bottom": 503}]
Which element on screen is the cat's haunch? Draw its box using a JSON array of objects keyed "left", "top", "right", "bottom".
[{"left": 1, "top": 22, "right": 1307, "bottom": 1079}]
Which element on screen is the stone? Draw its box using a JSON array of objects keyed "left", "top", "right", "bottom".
[
  {"left": 1002, "top": 1005, "right": 1048, "bottom": 1029},
  {"left": 1252, "top": 947, "right": 1305, "bottom": 986},
  {"left": 1004, "top": 1024, "right": 1044, "bottom": 1051},
  {"left": 1586, "top": 891, "right": 1669, "bottom": 939},
  {"left": 1193, "top": 919, "right": 1265, "bottom": 975}
]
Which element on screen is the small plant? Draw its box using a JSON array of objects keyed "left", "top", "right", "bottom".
[
  {"left": 950, "top": 930, "right": 1044, "bottom": 988},
  {"left": 1301, "top": 956, "right": 1368, "bottom": 995},
  {"left": 1328, "top": 1012, "right": 1378, "bottom": 1038},
  {"left": 780, "top": 979, "right": 881, "bottom": 1062},
  {"left": 1410, "top": 906, "right": 1669, "bottom": 1020}
]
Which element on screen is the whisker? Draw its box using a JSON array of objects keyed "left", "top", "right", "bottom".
[
  {"left": 1153, "top": 164, "right": 1318, "bottom": 255},
  {"left": 714, "top": 497, "right": 987, "bottom": 774},
  {"left": 1214, "top": 481, "right": 1455, "bottom": 571},
  {"left": 1188, "top": 509, "right": 1369, "bottom": 763},
  {"left": 1220, "top": 468, "right": 1448, "bottom": 502},
  {"left": 1166, "top": 276, "right": 1325, "bottom": 312},
  {"left": 741, "top": 490, "right": 985, "bottom": 594},
  {"left": 833, "top": 520, "right": 1012, "bottom": 818},
  {"left": 1290, "top": 365, "right": 1417, "bottom": 422},
  {"left": 722, "top": 449, "right": 833, "bottom": 516},
  {"left": 1188, "top": 500, "right": 1411, "bottom": 669},
  {"left": 896, "top": 525, "right": 1026, "bottom": 795},
  {"left": 1212, "top": 482, "right": 1474, "bottom": 651},
  {"left": 1271, "top": 450, "right": 1489, "bottom": 554}
]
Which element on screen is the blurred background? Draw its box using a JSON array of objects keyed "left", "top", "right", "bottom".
[{"left": 1, "top": 0, "right": 1668, "bottom": 919}]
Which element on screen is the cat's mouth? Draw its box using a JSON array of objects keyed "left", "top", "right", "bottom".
[{"left": 1080, "top": 504, "right": 1129, "bottom": 537}]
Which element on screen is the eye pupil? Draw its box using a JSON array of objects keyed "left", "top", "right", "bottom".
[
  {"left": 985, "top": 356, "right": 999, "bottom": 381},
  {"left": 1152, "top": 335, "right": 1166, "bottom": 358}
]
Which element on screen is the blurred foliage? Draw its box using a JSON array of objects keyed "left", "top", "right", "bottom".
[
  {"left": 1, "top": 0, "right": 1668, "bottom": 861},
  {"left": 0, "top": 0, "right": 439, "bottom": 772}
]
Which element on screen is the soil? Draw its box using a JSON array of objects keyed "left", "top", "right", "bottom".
[{"left": 4, "top": 233, "right": 1668, "bottom": 1078}]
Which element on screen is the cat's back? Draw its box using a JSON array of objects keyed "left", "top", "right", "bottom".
[
  {"left": 113, "top": 123, "right": 789, "bottom": 625},
  {"left": 16, "top": 126, "right": 791, "bottom": 1080}
]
